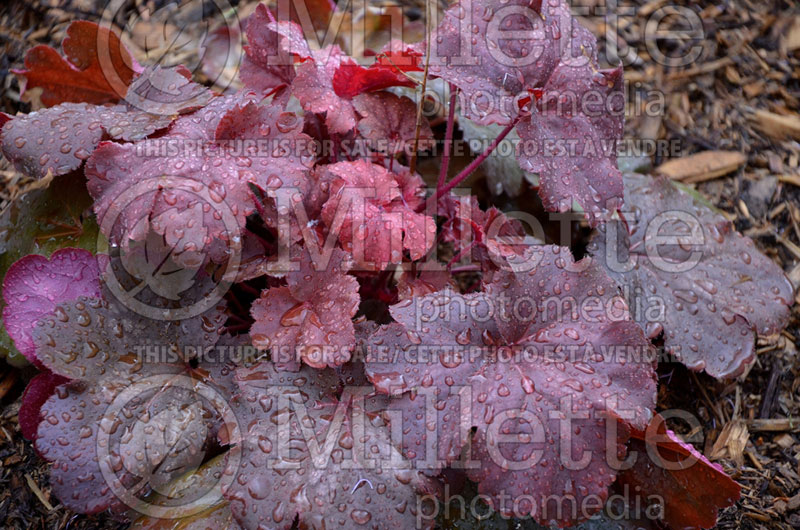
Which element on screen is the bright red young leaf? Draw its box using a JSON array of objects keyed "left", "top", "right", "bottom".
[
  {"left": 321, "top": 160, "right": 436, "bottom": 270},
  {"left": 86, "top": 94, "right": 313, "bottom": 263},
  {"left": 222, "top": 362, "right": 438, "bottom": 529},
  {"left": 32, "top": 294, "right": 227, "bottom": 514},
  {"left": 331, "top": 60, "right": 416, "bottom": 99},
  {"left": 365, "top": 246, "right": 657, "bottom": 525},
  {"left": 2, "top": 248, "right": 102, "bottom": 366},
  {"left": 616, "top": 413, "right": 741, "bottom": 529},
  {"left": 18, "top": 371, "right": 69, "bottom": 441},
  {"left": 240, "top": 4, "right": 297, "bottom": 97},
  {"left": 589, "top": 174, "right": 794, "bottom": 379},
  {"left": 14, "top": 20, "right": 141, "bottom": 107},
  {"left": 250, "top": 248, "right": 360, "bottom": 368},
  {"left": 353, "top": 91, "right": 433, "bottom": 155}
]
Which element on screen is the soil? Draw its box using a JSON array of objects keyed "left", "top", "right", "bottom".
[{"left": 0, "top": 0, "right": 799, "bottom": 529}]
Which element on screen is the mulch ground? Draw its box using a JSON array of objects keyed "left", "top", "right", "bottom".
[{"left": 0, "top": 0, "right": 799, "bottom": 528}]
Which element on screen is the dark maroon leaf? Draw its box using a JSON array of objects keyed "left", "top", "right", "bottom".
[
  {"left": 516, "top": 65, "right": 625, "bottom": 224},
  {"left": 86, "top": 94, "right": 312, "bottom": 263},
  {"left": 32, "top": 294, "right": 227, "bottom": 514},
  {"left": 364, "top": 245, "right": 657, "bottom": 525},
  {"left": 353, "top": 91, "right": 433, "bottom": 155},
  {"left": 222, "top": 362, "right": 438, "bottom": 529},
  {"left": 250, "top": 248, "right": 360, "bottom": 368},
  {"left": 589, "top": 174, "right": 794, "bottom": 379},
  {"left": 2, "top": 248, "right": 102, "bottom": 366},
  {"left": 1, "top": 67, "right": 213, "bottom": 179}
]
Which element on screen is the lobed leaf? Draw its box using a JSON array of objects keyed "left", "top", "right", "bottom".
[
  {"left": 321, "top": 160, "right": 436, "bottom": 270},
  {"left": 353, "top": 91, "right": 433, "bottom": 155},
  {"left": 250, "top": 248, "right": 360, "bottom": 368},
  {"left": 364, "top": 246, "right": 657, "bottom": 525},
  {"left": 589, "top": 174, "right": 794, "bottom": 379},
  {"left": 2, "top": 248, "right": 102, "bottom": 366},
  {"left": 13, "top": 20, "right": 141, "bottom": 107},
  {"left": 240, "top": 4, "right": 297, "bottom": 97},
  {"left": 223, "top": 362, "right": 438, "bottom": 529}
]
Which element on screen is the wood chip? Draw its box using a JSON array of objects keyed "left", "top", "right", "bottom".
[
  {"left": 656, "top": 150, "right": 747, "bottom": 183},
  {"left": 749, "top": 109, "right": 800, "bottom": 140},
  {"left": 748, "top": 418, "right": 800, "bottom": 432},
  {"left": 710, "top": 419, "right": 749, "bottom": 466}
]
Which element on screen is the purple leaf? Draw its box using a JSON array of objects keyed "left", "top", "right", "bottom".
[
  {"left": 2, "top": 248, "right": 102, "bottom": 366},
  {"left": 353, "top": 91, "right": 433, "bottom": 155},
  {"left": 222, "top": 362, "right": 438, "bottom": 529},
  {"left": 240, "top": 4, "right": 296, "bottom": 96},
  {"left": 18, "top": 371, "right": 68, "bottom": 441},
  {"left": 589, "top": 173, "right": 794, "bottom": 379}
]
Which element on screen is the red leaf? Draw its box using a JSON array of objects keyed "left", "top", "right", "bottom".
[
  {"left": 2, "top": 248, "right": 102, "bottom": 366},
  {"left": 320, "top": 160, "right": 436, "bottom": 270},
  {"left": 590, "top": 174, "right": 794, "bottom": 379},
  {"left": 18, "top": 371, "right": 68, "bottom": 441},
  {"left": 364, "top": 246, "right": 657, "bottom": 526},
  {"left": 250, "top": 248, "right": 360, "bottom": 368},
  {"left": 331, "top": 61, "right": 416, "bottom": 99},
  {"left": 13, "top": 20, "right": 141, "bottom": 107},
  {"left": 617, "top": 414, "right": 741, "bottom": 529}
]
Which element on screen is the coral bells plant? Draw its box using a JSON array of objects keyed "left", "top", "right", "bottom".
[{"left": 0, "top": 1, "right": 794, "bottom": 529}]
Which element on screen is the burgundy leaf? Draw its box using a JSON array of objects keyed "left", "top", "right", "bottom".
[
  {"left": 616, "top": 413, "right": 741, "bottom": 529},
  {"left": 589, "top": 174, "right": 794, "bottom": 379},
  {"left": 364, "top": 245, "right": 657, "bottom": 525},
  {"left": 240, "top": 4, "right": 296, "bottom": 96},
  {"left": 439, "top": 194, "right": 531, "bottom": 274},
  {"left": 353, "top": 91, "right": 433, "bottom": 155},
  {"left": 396, "top": 262, "right": 455, "bottom": 301},
  {"left": 321, "top": 160, "right": 436, "bottom": 270},
  {"left": 2, "top": 248, "right": 102, "bottom": 366},
  {"left": 13, "top": 20, "right": 141, "bottom": 107},
  {"left": 222, "top": 362, "right": 438, "bottom": 529},
  {"left": 123, "top": 65, "right": 213, "bottom": 116},
  {"left": 292, "top": 45, "right": 357, "bottom": 134},
  {"left": 424, "top": 0, "right": 578, "bottom": 125},
  {"left": 250, "top": 248, "right": 360, "bottom": 368},
  {"left": 516, "top": 65, "right": 625, "bottom": 223},
  {"left": 18, "top": 371, "right": 68, "bottom": 441},
  {"left": 86, "top": 94, "right": 312, "bottom": 263}
]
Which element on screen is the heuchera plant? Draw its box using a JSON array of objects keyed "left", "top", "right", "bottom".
[{"left": 0, "top": 1, "right": 794, "bottom": 528}]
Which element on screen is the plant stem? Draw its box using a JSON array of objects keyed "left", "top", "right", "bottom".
[
  {"left": 408, "top": 0, "right": 432, "bottom": 175},
  {"left": 436, "top": 116, "right": 521, "bottom": 199},
  {"left": 437, "top": 83, "right": 458, "bottom": 190}
]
